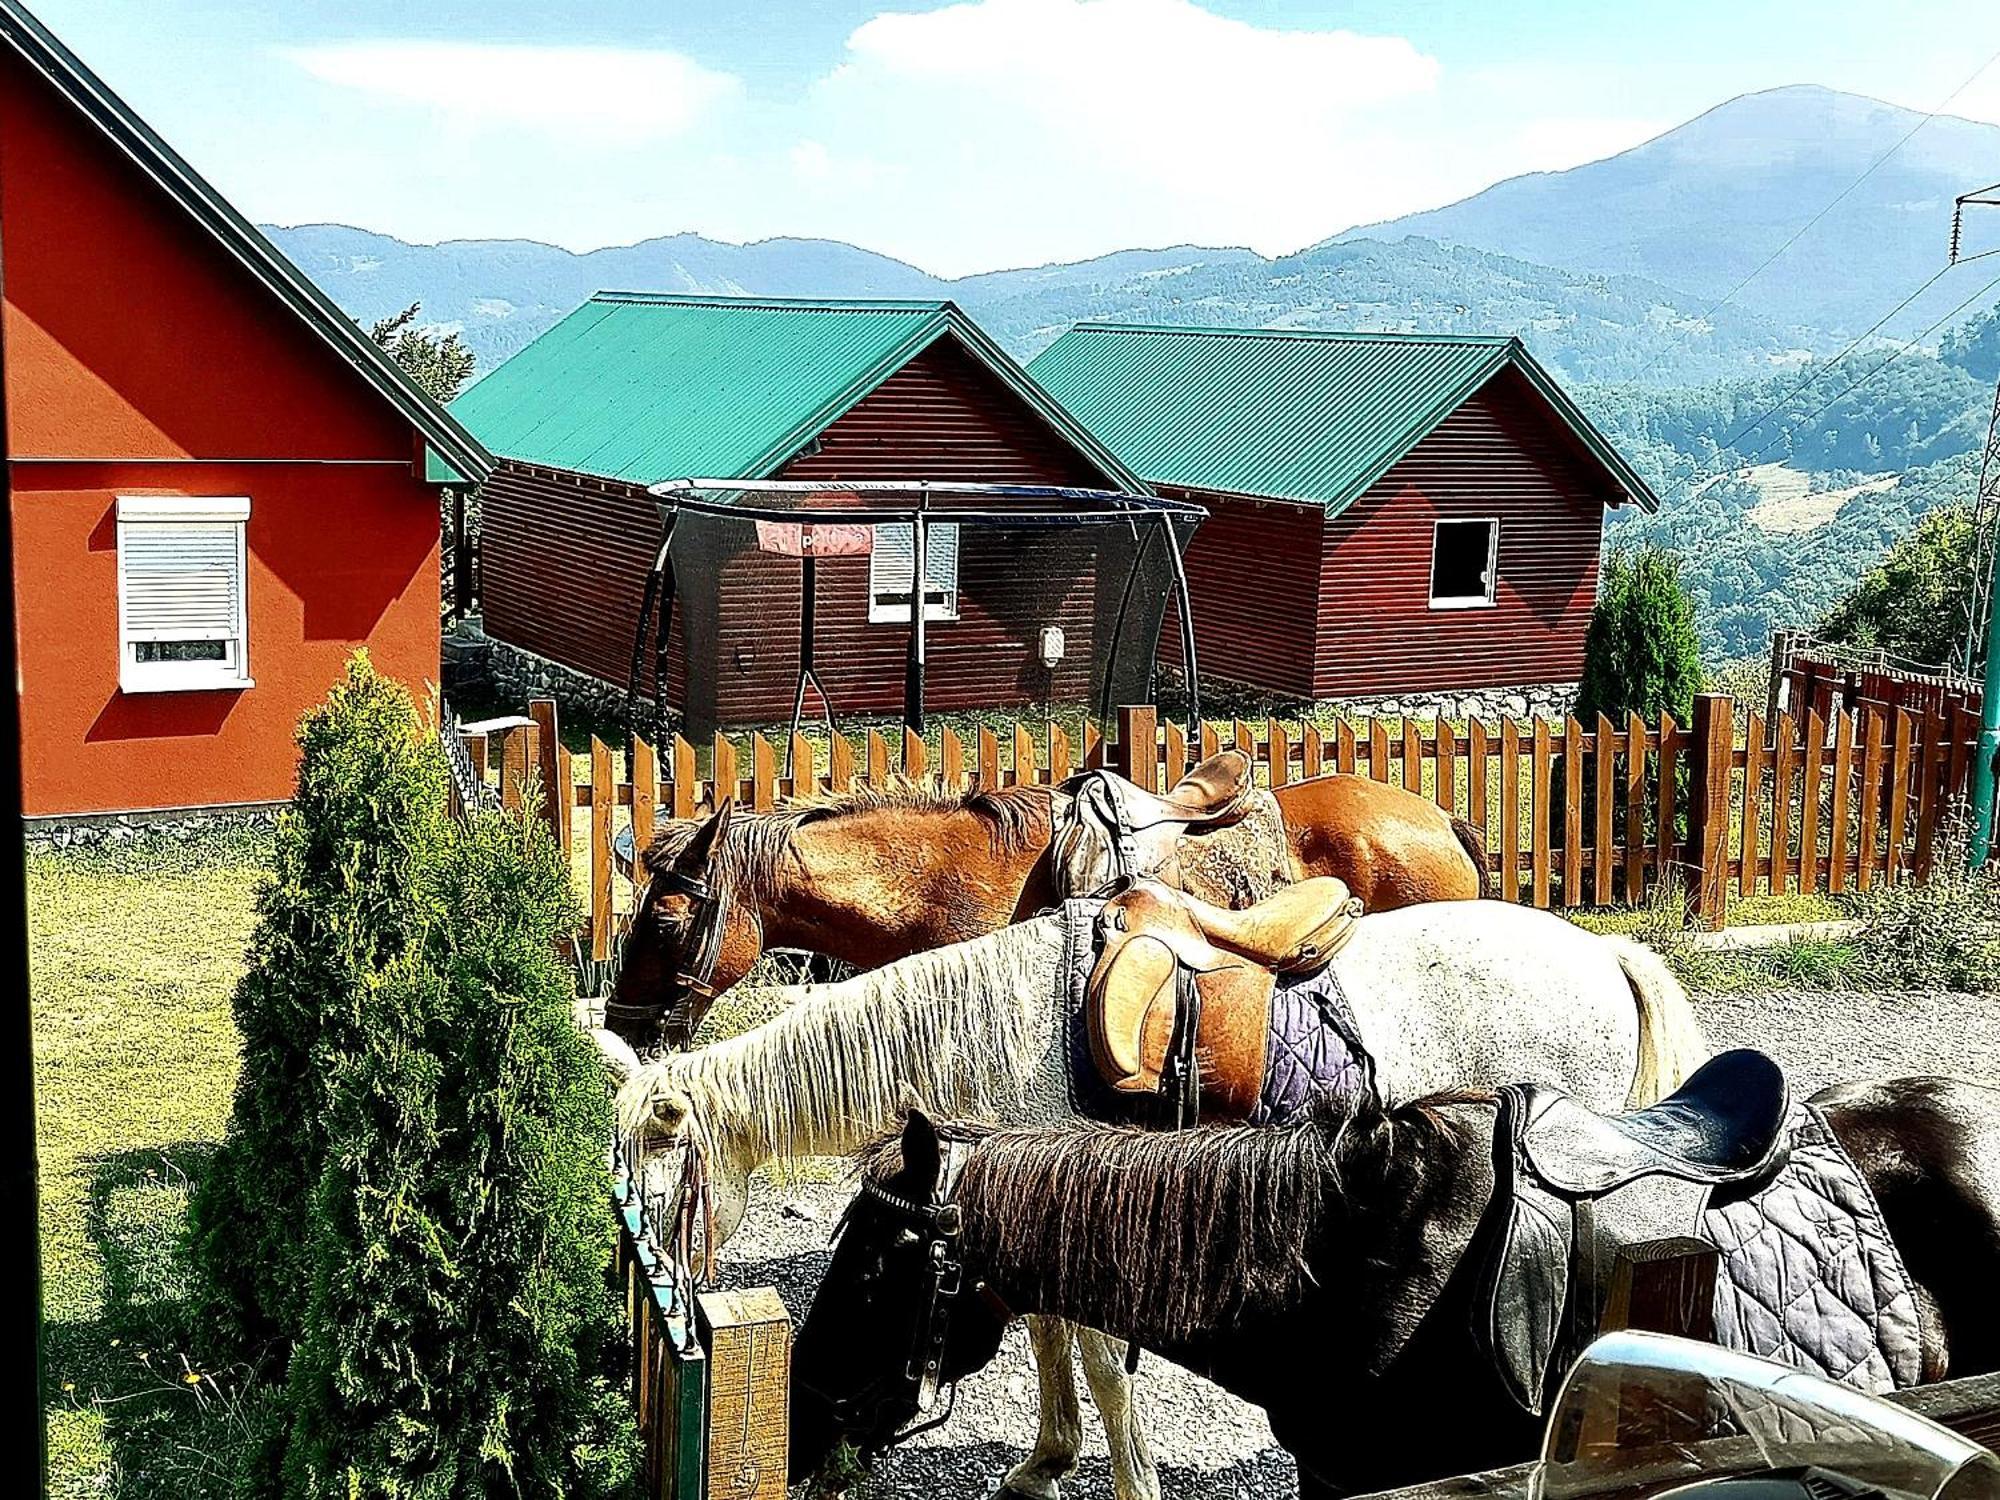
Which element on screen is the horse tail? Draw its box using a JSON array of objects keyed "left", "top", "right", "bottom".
[
  {"left": 1449, "top": 816, "right": 1492, "bottom": 899},
  {"left": 1603, "top": 935, "right": 1707, "bottom": 1107}
]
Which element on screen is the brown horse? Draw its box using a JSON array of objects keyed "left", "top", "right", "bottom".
[{"left": 606, "top": 771, "right": 1486, "bottom": 1047}]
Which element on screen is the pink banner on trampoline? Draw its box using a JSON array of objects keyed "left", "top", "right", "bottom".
[{"left": 754, "top": 521, "right": 876, "bottom": 557}]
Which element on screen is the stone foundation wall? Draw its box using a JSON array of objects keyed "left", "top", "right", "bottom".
[
  {"left": 447, "top": 621, "right": 632, "bottom": 726},
  {"left": 25, "top": 802, "right": 281, "bottom": 855},
  {"left": 1323, "top": 682, "right": 1580, "bottom": 724}
]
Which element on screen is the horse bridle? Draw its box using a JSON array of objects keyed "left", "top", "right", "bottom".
[
  {"left": 604, "top": 863, "right": 752, "bottom": 1048},
  {"left": 800, "top": 1137, "right": 984, "bottom": 1457}
]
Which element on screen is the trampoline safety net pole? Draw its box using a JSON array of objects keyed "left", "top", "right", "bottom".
[
  {"left": 1161, "top": 511, "right": 1202, "bottom": 737},
  {"left": 904, "top": 499, "right": 928, "bottom": 736}
]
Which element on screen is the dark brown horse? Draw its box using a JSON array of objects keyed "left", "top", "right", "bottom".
[
  {"left": 608, "top": 772, "right": 1486, "bottom": 1046},
  {"left": 789, "top": 1075, "right": 2000, "bottom": 1499}
]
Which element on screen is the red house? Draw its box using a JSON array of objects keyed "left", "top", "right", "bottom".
[
  {"left": 452, "top": 295, "right": 1158, "bottom": 734},
  {"left": 1, "top": 0, "right": 491, "bottom": 818},
  {"left": 1029, "top": 325, "right": 1659, "bottom": 701}
]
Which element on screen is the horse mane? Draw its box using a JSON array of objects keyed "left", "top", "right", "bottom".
[
  {"left": 616, "top": 918, "right": 1063, "bottom": 1161},
  {"left": 641, "top": 779, "right": 1053, "bottom": 897},
  {"left": 861, "top": 1091, "right": 1489, "bottom": 1345}
]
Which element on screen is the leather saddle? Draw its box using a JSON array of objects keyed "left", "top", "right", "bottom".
[
  {"left": 1084, "top": 875, "right": 1362, "bottom": 1120},
  {"left": 1054, "top": 751, "right": 1259, "bottom": 897},
  {"left": 1473, "top": 1049, "right": 1792, "bottom": 1414}
]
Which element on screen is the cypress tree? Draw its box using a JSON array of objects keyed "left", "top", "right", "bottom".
[
  {"left": 189, "top": 655, "right": 448, "bottom": 1356},
  {"left": 1575, "top": 544, "right": 1704, "bottom": 724}
]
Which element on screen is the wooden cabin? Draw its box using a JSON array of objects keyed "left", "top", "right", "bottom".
[
  {"left": 1030, "top": 325, "right": 1659, "bottom": 701},
  {"left": 452, "top": 295, "right": 1157, "bottom": 733}
]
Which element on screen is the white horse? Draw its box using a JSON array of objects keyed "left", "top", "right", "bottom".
[{"left": 594, "top": 900, "right": 1704, "bottom": 1500}]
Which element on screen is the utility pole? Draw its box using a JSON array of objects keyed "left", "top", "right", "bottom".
[{"left": 1954, "top": 181, "right": 2000, "bottom": 862}]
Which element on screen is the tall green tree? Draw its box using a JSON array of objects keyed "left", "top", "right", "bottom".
[
  {"left": 1575, "top": 544, "right": 1704, "bottom": 724},
  {"left": 369, "top": 303, "right": 476, "bottom": 405},
  {"left": 189, "top": 656, "right": 448, "bottom": 1354},
  {"left": 1818, "top": 504, "right": 1977, "bottom": 670}
]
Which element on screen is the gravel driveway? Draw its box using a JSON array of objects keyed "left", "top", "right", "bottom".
[{"left": 729, "top": 988, "right": 2000, "bottom": 1500}]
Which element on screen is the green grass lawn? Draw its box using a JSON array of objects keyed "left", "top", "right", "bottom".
[{"left": 33, "top": 834, "right": 270, "bottom": 1499}]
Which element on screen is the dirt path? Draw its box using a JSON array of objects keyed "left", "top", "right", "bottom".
[{"left": 737, "top": 988, "right": 2000, "bottom": 1499}]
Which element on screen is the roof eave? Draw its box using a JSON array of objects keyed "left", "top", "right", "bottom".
[{"left": 0, "top": 0, "right": 495, "bottom": 484}]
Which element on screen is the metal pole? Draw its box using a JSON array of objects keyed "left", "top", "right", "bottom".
[
  {"left": 904, "top": 495, "right": 928, "bottom": 736},
  {"left": 1160, "top": 513, "right": 1202, "bottom": 737},
  {"left": 1969, "top": 423, "right": 2000, "bottom": 863},
  {"left": 787, "top": 553, "right": 818, "bottom": 772}
]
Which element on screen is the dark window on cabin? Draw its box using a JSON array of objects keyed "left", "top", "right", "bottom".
[{"left": 1430, "top": 519, "right": 1497, "bottom": 607}]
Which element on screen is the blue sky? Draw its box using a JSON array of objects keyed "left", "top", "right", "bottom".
[{"left": 28, "top": 0, "right": 2000, "bottom": 276}]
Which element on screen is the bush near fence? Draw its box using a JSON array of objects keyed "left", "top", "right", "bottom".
[{"left": 456, "top": 695, "right": 1988, "bottom": 944}]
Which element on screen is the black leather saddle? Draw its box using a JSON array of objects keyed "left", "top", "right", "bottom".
[{"left": 1473, "top": 1049, "right": 1792, "bottom": 1415}]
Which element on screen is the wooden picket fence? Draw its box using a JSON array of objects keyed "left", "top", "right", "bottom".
[{"left": 454, "top": 694, "right": 1990, "bottom": 943}]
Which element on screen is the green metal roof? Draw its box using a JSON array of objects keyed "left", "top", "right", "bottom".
[
  {"left": 1028, "top": 324, "right": 1658, "bottom": 514},
  {"left": 0, "top": 0, "right": 494, "bottom": 484},
  {"left": 452, "top": 293, "right": 1144, "bottom": 490}
]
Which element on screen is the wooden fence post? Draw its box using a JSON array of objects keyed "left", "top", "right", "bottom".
[
  {"left": 1118, "top": 705, "right": 1159, "bottom": 790},
  {"left": 1688, "top": 692, "right": 1734, "bottom": 929},
  {"left": 528, "top": 698, "right": 567, "bottom": 855}
]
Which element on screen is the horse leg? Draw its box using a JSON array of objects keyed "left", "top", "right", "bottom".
[
  {"left": 1076, "top": 1328, "right": 1161, "bottom": 1500},
  {"left": 1000, "top": 1316, "right": 1084, "bottom": 1500}
]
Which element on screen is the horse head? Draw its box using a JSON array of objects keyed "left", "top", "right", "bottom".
[
  {"left": 789, "top": 1109, "right": 1008, "bottom": 1482},
  {"left": 606, "top": 798, "right": 764, "bottom": 1049}
]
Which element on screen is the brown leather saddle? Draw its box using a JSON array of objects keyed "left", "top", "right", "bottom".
[
  {"left": 1083, "top": 875, "right": 1362, "bottom": 1121},
  {"left": 1054, "top": 751, "right": 1260, "bottom": 896}
]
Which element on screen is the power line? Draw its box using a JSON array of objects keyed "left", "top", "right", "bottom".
[{"left": 1627, "top": 43, "right": 2000, "bottom": 386}]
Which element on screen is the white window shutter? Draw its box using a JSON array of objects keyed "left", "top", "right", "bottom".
[
  {"left": 868, "top": 522, "right": 959, "bottom": 622},
  {"left": 120, "top": 523, "right": 242, "bottom": 642}
]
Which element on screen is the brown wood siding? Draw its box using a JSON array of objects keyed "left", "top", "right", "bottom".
[
  {"left": 1312, "top": 367, "right": 1618, "bottom": 698},
  {"left": 1158, "top": 489, "right": 1322, "bottom": 699},
  {"left": 478, "top": 334, "right": 1125, "bottom": 727}
]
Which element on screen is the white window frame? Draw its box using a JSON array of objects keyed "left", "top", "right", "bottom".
[
  {"left": 115, "top": 495, "right": 254, "bottom": 694},
  {"left": 1428, "top": 516, "right": 1499, "bottom": 611},
  {"left": 867, "top": 520, "right": 961, "bottom": 625}
]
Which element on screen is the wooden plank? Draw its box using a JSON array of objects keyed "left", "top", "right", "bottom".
[
  {"left": 1369, "top": 718, "right": 1390, "bottom": 783},
  {"left": 1162, "top": 721, "right": 1187, "bottom": 787},
  {"left": 1885, "top": 708, "right": 1914, "bottom": 883},
  {"left": 1014, "top": 722, "right": 1038, "bottom": 787},
  {"left": 1562, "top": 716, "right": 1584, "bottom": 909},
  {"left": 867, "top": 728, "right": 890, "bottom": 786},
  {"left": 789, "top": 734, "right": 815, "bottom": 800},
  {"left": 977, "top": 727, "right": 1001, "bottom": 790},
  {"left": 1798, "top": 709, "right": 1825, "bottom": 894},
  {"left": 1772, "top": 713, "right": 1797, "bottom": 897},
  {"left": 1050, "top": 722, "right": 1073, "bottom": 783},
  {"left": 1118, "top": 706, "right": 1157, "bottom": 788},
  {"left": 1594, "top": 712, "right": 1615, "bottom": 905},
  {"left": 1624, "top": 712, "right": 1645, "bottom": 906},
  {"left": 750, "top": 733, "right": 778, "bottom": 812},
  {"left": 1948, "top": 705, "right": 1976, "bottom": 811},
  {"left": 828, "top": 729, "right": 855, "bottom": 793},
  {"left": 1302, "top": 722, "right": 1324, "bottom": 780},
  {"left": 501, "top": 726, "right": 528, "bottom": 813},
  {"left": 940, "top": 727, "right": 965, "bottom": 791},
  {"left": 1856, "top": 707, "right": 1886, "bottom": 892},
  {"left": 1469, "top": 720, "right": 1490, "bottom": 850},
  {"left": 1435, "top": 720, "right": 1457, "bottom": 816},
  {"left": 1828, "top": 710, "right": 1856, "bottom": 895},
  {"left": 554, "top": 744, "right": 575, "bottom": 863},
  {"left": 530, "top": 698, "right": 563, "bottom": 849},
  {"left": 1403, "top": 718, "right": 1423, "bottom": 795},
  {"left": 1913, "top": 708, "right": 1943, "bottom": 881},
  {"left": 696, "top": 1289, "right": 790, "bottom": 1500},
  {"left": 1269, "top": 719, "right": 1292, "bottom": 787},
  {"left": 902, "top": 726, "right": 928, "bottom": 781},
  {"left": 1532, "top": 718, "right": 1553, "bottom": 909},
  {"left": 1234, "top": 718, "right": 1255, "bottom": 759},
  {"left": 1336, "top": 718, "right": 1357, "bottom": 775},
  {"left": 463, "top": 731, "right": 488, "bottom": 784},
  {"left": 1739, "top": 711, "right": 1765, "bottom": 900},
  {"left": 1656, "top": 712, "right": 1679, "bottom": 887},
  {"left": 631, "top": 736, "right": 658, "bottom": 871},
  {"left": 1083, "top": 720, "right": 1105, "bottom": 770},
  {"left": 713, "top": 734, "right": 740, "bottom": 811},
  {"left": 1691, "top": 695, "right": 1734, "bottom": 929},
  {"left": 1199, "top": 722, "right": 1220, "bottom": 760},
  {"left": 590, "top": 737, "right": 614, "bottom": 962},
  {"left": 1602, "top": 1238, "right": 1719, "bottom": 1345},
  {"left": 672, "top": 736, "right": 698, "bottom": 819},
  {"left": 1499, "top": 719, "right": 1521, "bottom": 904}
]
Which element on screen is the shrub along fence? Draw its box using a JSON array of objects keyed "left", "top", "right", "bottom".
[{"left": 455, "top": 694, "right": 1989, "bottom": 947}]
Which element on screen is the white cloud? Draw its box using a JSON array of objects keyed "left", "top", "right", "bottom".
[
  {"left": 278, "top": 41, "right": 740, "bottom": 142},
  {"left": 789, "top": 0, "right": 1449, "bottom": 271}
]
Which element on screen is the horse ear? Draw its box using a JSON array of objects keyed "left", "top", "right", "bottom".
[
  {"left": 900, "top": 1109, "right": 942, "bottom": 1190},
  {"left": 683, "top": 797, "right": 734, "bottom": 873}
]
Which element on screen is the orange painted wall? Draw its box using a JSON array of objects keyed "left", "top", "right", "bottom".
[{"left": 1, "top": 45, "right": 443, "bottom": 815}]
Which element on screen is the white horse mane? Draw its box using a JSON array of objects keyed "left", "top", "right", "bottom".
[{"left": 616, "top": 918, "right": 1061, "bottom": 1163}]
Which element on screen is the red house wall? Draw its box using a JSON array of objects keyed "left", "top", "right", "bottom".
[
  {"left": 478, "top": 336, "right": 1118, "bottom": 727},
  {"left": 2, "top": 46, "right": 442, "bottom": 816},
  {"left": 1157, "top": 488, "right": 1323, "bottom": 699},
  {"left": 1311, "top": 368, "right": 1616, "bottom": 698}
]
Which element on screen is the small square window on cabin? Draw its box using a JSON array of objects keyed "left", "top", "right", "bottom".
[
  {"left": 115, "top": 495, "right": 253, "bottom": 693},
  {"left": 868, "top": 521, "right": 961, "bottom": 624},
  {"left": 1429, "top": 518, "right": 1498, "bottom": 609}
]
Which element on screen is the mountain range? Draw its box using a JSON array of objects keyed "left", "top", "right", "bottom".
[{"left": 267, "top": 85, "right": 2000, "bottom": 391}]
